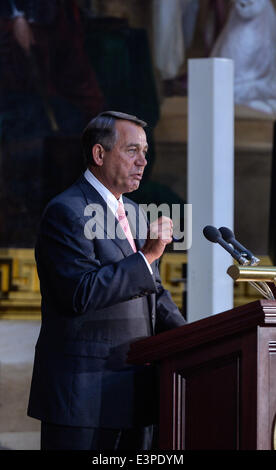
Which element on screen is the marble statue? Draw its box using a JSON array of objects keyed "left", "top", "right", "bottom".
[
  {"left": 153, "top": 0, "right": 199, "bottom": 80},
  {"left": 210, "top": 0, "right": 276, "bottom": 114}
]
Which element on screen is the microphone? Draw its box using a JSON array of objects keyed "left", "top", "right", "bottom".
[
  {"left": 203, "top": 225, "right": 250, "bottom": 265},
  {"left": 219, "top": 226, "right": 260, "bottom": 266}
]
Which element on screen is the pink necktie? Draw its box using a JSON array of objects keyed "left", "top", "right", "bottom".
[{"left": 116, "top": 201, "right": 137, "bottom": 252}]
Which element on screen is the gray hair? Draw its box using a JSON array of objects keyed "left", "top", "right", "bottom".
[{"left": 82, "top": 110, "right": 147, "bottom": 167}]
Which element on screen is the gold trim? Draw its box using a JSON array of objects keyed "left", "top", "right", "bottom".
[
  {"left": 0, "top": 248, "right": 41, "bottom": 320},
  {"left": 160, "top": 252, "right": 187, "bottom": 312},
  {"left": 227, "top": 265, "right": 276, "bottom": 283},
  {"left": 0, "top": 249, "right": 271, "bottom": 320}
]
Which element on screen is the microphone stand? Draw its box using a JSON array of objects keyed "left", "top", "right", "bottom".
[
  {"left": 248, "top": 281, "right": 274, "bottom": 300},
  {"left": 203, "top": 225, "right": 275, "bottom": 300},
  {"left": 227, "top": 264, "right": 276, "bottom": 300}
]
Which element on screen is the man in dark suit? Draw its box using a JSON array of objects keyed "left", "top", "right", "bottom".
[{"left": 27, "top": 110, "right": 186, "bottom": 450}]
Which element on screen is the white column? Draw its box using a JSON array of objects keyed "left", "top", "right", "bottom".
[{"left": 187, "top": 58, "right": 234, "bottom": 322}]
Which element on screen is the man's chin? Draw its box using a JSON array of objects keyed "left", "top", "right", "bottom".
[{"left": 127, "top": 181, "right": 141, "bottom": 193}]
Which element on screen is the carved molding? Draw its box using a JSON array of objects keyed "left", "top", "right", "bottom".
[
  {"left": 0, "top": 249, "right": 268, "bottom": 320},
  {"left": 160, "top": 252, "right": 187, "bottom": 313},
  {"left": 0, "top": 248, "right": 41, "bottom": 319}
]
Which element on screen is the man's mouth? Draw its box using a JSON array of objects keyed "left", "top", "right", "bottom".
[{"left": 132, "top": 173, "right": 143, "bottom": 180}]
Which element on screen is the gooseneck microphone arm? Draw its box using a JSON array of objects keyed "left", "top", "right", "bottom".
[
  {"left": 219, "top": 226, "right": 260, "bottom": 266},
  {"left": 203, "top": 226, "right": 249, "bottom": 265},
  {"left": 203, "top": 225, "right": 273, "bottom": 300}
]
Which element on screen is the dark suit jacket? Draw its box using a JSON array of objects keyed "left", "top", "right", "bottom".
[{"left": 27, "top": 175, "right": 185, "bottom": 428}]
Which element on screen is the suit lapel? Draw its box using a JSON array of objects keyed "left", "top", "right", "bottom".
[
  {"left": 77, "top": 175, "right": 136, "bottom": 258},
  {"left": 77, "top": 175, "right": 155, "bottom": 324}
]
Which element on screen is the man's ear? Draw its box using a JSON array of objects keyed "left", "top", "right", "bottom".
[{"left": 91, "top": 144, "right": 105, "bottom": 166}]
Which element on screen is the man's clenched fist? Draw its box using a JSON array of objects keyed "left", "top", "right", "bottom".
[{"left": 141, "top": 216, "right": 173, "bottom": 265}]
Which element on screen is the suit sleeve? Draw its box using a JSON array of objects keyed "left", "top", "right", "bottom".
[
  {"left": 36, "top": 202, "right": 158, "bottom": 315},
  {"left": 153, "top": 259, "right": 186, "bottom": 333}
]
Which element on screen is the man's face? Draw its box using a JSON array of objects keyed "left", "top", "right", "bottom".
[{"left": 100, "top": 120, "right": 148, "bottom": 198}]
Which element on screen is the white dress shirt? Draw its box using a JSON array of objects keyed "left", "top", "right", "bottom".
[{"left": 84, "top": 169, "right": 153, "bottom": 274}]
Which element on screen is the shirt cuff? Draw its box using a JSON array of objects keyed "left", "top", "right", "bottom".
[{"left": 138, "top": 251, "right": 153, "bottom": 275}]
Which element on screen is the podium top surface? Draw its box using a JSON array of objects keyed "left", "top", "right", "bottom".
[{"left": 128, "top": 300, "right": 276, "bottom": 365}]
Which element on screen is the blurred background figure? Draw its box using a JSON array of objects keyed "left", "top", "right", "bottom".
[
  {"left": 0, "top": 0, "right": 103, "bottom": 123},
  {"left": 0, "top": 0, "right": 104, "bottom": 247}
]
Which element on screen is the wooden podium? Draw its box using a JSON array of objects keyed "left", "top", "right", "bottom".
[{"left": 128, "top": 300, "right": 276, "bottom": 450}]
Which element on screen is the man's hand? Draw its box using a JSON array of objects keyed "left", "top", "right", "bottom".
[
  {"left": 12, "top": 16, "right": 35, "bottom": 55},
  {"left": 141, "top": 216, "right": 173, "bottom": 265}
]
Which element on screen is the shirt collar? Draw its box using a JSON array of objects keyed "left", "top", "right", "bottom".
[{"left": 84, "top": 169, "right": 123, "bottom": 215}]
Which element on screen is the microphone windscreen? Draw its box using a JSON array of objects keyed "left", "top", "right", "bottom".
[
  {"left": 219, "top": 226, "right": 234, "bottom": 243},
  {"left": 203, "top": 225, "right": 221, "bottom": 243}
]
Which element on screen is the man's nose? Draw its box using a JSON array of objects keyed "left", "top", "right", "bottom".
[{"left": 136, "top": 151, "right": 147, "bottom": 167}]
